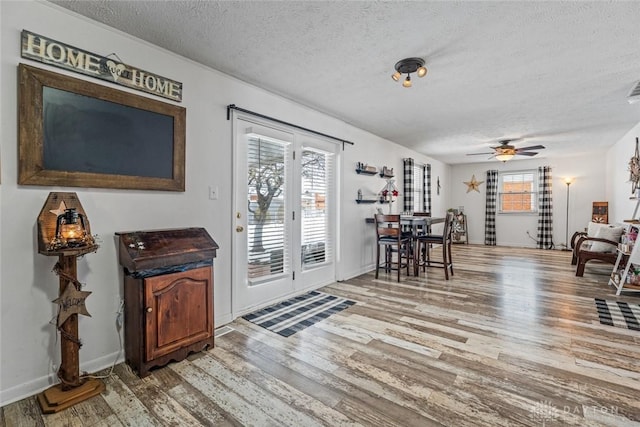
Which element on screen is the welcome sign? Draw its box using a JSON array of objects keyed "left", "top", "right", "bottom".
[{"left": 21, "top": 30, "right": 183, "bottom": 102}]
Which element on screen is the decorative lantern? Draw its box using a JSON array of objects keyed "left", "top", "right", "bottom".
[
  {"left": 37, "top": 192, "right": 96, "bottom": 255},
  {"left": 52, "top": 208, "right": 90, "bottom": 249}
]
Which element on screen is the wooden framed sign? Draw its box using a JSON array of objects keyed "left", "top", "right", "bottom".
[
  {"left": 21, "top": 30, "right": 182, "bottom": 102},
  {"left": 18, "top": 63, "right": 186, "bottom": 191}
]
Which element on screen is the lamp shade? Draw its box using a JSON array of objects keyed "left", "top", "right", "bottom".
[{"left": 495, "top": 153, "right": 515, "bottom": 162}]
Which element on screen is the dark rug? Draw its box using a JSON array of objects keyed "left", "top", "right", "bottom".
[
  {"left": 243, "top": 290, "right": 356, "bottom": 337},
  {"left": 595, "top": 298, "right": 640, "bottom": 331}
]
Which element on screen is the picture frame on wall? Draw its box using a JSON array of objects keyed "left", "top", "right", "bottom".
[{"left": 18, "top": 63, "right": 186, "bottom": 191}]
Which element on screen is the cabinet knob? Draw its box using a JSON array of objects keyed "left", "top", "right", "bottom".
[
  {"left": 236, "top": 226, "right": 244, "bottom": 232},
  {"left": 146, "top": 307, "right": 153, "bottom": 313}
]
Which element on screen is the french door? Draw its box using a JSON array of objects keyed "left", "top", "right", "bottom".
[{"left": 232, "top": 118, "right": 337, "bottom": 315}]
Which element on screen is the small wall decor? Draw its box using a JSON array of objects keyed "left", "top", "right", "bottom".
[
  {"left": 379, "top": 166, "right": 394, "bottom": 178},
  {"left": 592, "top": 201, "right": 609, "bottom": 223},
  {"left": 18, "top": 64, "right": 185, "bottom": 191},
  {"left": 464, "top": 174, "right": 484, "bottom": 193},
  {"left": 380, "top": 179, "right": 400, "bottom": 213},
  {"left": 355, "top": 162, "right": 377, "bottom": 175},
  {"left": 21, "top": 30, "right": 182, "bottom": 102},
  {"left": 629, "top": 137, "right": 640, "bottom": 194},
  {"left": 437, "top": 176, "right": 441, "bottom": 195}
]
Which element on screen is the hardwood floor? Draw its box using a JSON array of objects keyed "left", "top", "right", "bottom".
[{"left": 3, "top": 245, "right": 640, "bottom": 426}]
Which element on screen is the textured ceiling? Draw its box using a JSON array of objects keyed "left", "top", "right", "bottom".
[{"left": 49, "top": 1, "right": 640, "bottom": 164}]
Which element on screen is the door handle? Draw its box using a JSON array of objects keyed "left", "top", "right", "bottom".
[{"left": 236, "top": 226, "right": 244, "bottom": 232}]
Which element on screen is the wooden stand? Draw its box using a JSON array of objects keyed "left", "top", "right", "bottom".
[
  {"left": 37, "top": 252, "right": 104, "bottom": 413},
  {"left": 37, "top": 378, "right": 105, "bottom": 414},
  {"left": 36, "top": 193, "right": 103, "bottom": 414}
]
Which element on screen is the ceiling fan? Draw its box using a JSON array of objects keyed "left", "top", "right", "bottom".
[{"left": 466, "top": 139, "right": 545, "bottom": 162}]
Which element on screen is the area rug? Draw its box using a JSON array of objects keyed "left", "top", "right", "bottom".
[
  {"left": 243, "top": 290, "right": 356, "bottom": 337},
  {"left": 595, "top": 298, "right": 640, "bottom": 331}
]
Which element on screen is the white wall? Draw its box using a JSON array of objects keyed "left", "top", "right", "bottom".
[
  {"left": 606, "top": 122, "right": 640, "bottom": 223},
  {"left": 340, "top": 146, "right": 449, "bottom": 279},
  {"left": 450, "top": 152, "right": 609, "bottom": 247},
  {"left": 0, "top": 1, "right": 449, "bottom": 404}
]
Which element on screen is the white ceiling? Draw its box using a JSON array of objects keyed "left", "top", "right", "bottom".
[{"left": 49, "top": 0, "right": 640, "bottom": 165}]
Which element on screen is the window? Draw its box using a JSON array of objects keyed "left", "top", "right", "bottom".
[
  {"left": 499, "top": 171, "right": 537, "bottom": 213},
  {"left": 300, "top": 148, "right": 334, "bottom": 269},
  {"left": 410, "top": 164, "right": 425, "bottom": 212}
]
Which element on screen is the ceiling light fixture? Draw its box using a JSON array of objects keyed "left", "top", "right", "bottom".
[
  {"left": 495, "top": 153, "right": 515, "bottom": 162},
  {"left": 391, "top": 57, "right": 427, "bottom": 88},
  {"left": 495, "top": 147, "right": 516, "bottom": 162}
]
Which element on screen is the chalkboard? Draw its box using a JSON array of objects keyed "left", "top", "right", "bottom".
[
  {"left": 43, "top": 87, "right": 174, "bottom": 178},
  {"left": 18, "top": 64, "right": 186, "bottom": 191}
]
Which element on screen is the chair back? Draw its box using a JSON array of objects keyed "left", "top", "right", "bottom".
[
  {"left": 442, "top": 211, "right": 455, "bottom": 242},
  {"left": 375, "top": 214, "right": 402, "bottom": 240}
]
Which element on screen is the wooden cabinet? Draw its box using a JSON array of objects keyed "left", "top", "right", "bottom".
[
  {"left": 144, "top": 266, "right": 213, "bottom": 361},
  {"left": 116, "top": 228, "right": 218, "bottom": 377}
]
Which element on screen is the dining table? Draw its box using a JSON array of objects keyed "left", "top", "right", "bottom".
[
  {"left": 399, "top": 215, "right": 445, "bottom": 234},
  {"left": 366, "top": 214, "right": 445, "bottom": 235},
  {"left": 367, "top": 214, "right": 446, "bottom": 277}
]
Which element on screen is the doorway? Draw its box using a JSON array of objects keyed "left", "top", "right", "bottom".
[{"left": 232, "top": 117, "right": 338, "bottom": 315}]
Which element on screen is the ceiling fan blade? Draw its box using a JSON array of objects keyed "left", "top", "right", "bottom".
[
  {"left": 515, "top": 145, "right": 545, "bottom": 152},
  {"left": 516, "top": 151, "right": 539, "bottom": 156},
  {"left": 466, "top": 152, "right": 494, "bottom": 156}
]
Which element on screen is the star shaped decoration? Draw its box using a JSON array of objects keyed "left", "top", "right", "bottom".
[
  {"left": 464, "top": 175, "right": 484, "bottom": 193},
  {"left": 49, "top": 201, "right": 68, "bottom": 217},
  {"left": 52, "top": 282, "right": 92, "bottom": 327}
]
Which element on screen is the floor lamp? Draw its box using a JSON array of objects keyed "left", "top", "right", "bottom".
[{"left": 564, "top": 177, "right": 574, "bottom": 250}]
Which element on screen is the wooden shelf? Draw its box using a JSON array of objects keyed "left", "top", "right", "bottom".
[
  {"left": 355, "top": 169, "right": 377, "bottom": 175},
  {"left": 608, "top": 223, "right": 640, "bottom": 295},
  {"left": 379, "top": 173, "right": 394, "bottom": 178},
  {"left": 355, "top": 199, "right": 377, "bottom": 204}
]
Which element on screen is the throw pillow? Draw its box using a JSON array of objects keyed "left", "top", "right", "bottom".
[
  {"left": 587, "top": 221, "right": 608, "bottom": 237},
  {"left": 590, "top": 226, "right": 624, "bottom": 252}
]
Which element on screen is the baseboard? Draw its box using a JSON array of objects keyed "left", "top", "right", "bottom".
[
  {"left": 0, "top": 350, "right": 123, "bottom": 407},
  {"left": 338, "top": 265, "right": 375, "bottom": 281}
]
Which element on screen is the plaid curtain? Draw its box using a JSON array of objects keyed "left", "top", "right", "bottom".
[
  {"left": 484, "top": 170, "right": 498, "bottom": 245},
  {"left": 425, "top": 164, "right": 431, "bottom": 213},
  {"left": 536, "top": 166, "right": 554, "bottom": 249},
  {"left": 403, "top": 158, "right": 414, "bottom": 211}
]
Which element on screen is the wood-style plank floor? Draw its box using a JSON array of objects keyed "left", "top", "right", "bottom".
[{"left": 3, "top": 245, "right": 640, "bottom": 426}]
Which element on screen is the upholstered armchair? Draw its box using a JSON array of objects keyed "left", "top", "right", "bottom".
[{"left": 571, "top": 222, "right": 625, "bottom": 277}]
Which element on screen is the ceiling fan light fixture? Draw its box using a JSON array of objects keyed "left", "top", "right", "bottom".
[
  {"left": 495, "top": 153, "right": 515, "bottom": 162},
  {"left": 392, "top": 57, "right": 426, "bottom": 87}
]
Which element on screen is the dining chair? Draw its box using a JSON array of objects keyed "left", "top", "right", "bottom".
[
  {"left": 412, "top": 211, "right": 431, "bottom": 235},
  {"left": 374, "top": 214, "right": 411, "bottom": 282},
  {"left": 413, "top": 211, "right": 454, "bottom": 279}
]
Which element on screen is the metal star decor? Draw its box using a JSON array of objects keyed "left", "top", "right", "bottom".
[
  {"left": 464, "top": 175, "right": 484, "bottom": 193},
  {"left": 52, "top": 282, "right": 92, "bottom": 327},
  {"left": 49, "top": 201, "right": 67, "bottom": 217}
]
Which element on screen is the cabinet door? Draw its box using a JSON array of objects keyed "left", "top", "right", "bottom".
[{"left": 144, "top": 267, "right": 213, "bottom": 361}]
